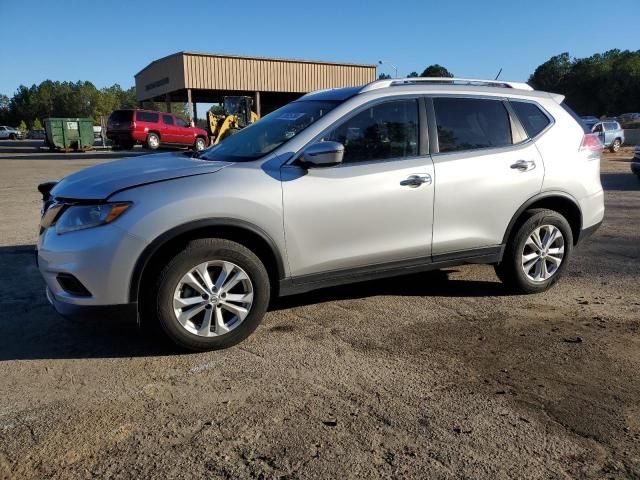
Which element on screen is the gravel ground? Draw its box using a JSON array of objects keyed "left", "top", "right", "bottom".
[{"left": 0, "top": 145, "right": 639, "bottom": 479}]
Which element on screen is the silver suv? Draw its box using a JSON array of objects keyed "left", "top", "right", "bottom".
[{"left": 37, "top": 78, "right": 605, "bottom": 351}]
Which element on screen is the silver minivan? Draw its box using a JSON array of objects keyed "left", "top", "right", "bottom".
[{"left": 37, "top": 78, "right": 605, "bottom": 350}]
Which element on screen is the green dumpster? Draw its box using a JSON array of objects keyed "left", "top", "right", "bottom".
[{"left": 43, "top": 118, "right": 95, "bottom": 152}]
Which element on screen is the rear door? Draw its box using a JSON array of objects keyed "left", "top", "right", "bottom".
[{"left": 429, "top": 96, "right": 545, "bottom": 256}]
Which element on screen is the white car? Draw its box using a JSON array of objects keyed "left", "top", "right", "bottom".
[{"left": 0, "top": 126, "right": 25, "bottom": 140}]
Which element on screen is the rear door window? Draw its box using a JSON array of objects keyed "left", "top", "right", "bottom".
[
  {"left": 433, "top": 98, "right": 513, "bottom": 153},
  {"left": 136, "top": 111, "right": 159, "bottom": 123},
  {"left": 511, "top": 101, "right": 551, "bottom": 138},
  {"left": 162, "top": 114, "right": 174, "bottom": 125}
]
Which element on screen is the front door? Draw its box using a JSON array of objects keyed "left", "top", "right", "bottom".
[
  {"left": 281, "top": 98, "right": 435, "bottom": 277},
  {"left": 162, "top": 114, "right": 177, "bottom": 143}
]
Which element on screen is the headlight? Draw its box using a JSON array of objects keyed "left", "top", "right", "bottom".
[{"left": 55, "top": 202, "right": 131, "bottom": 235}]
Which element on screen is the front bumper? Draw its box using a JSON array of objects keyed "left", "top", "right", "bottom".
[
  {"left": 38, "top": 223, "right": 147, "bottom": 307},
  {"left": 46, "top": 287, "right": 137, "bottom": 322}
]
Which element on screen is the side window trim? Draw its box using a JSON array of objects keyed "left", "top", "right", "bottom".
[
  {"left": 288, "top": 96, "right": 426, "bottom": 165},
  {"left": 508, "top": 99, "right": 555, "bottom": 140},
  {"left": 502, "top": 100, "right": 528, "bottom": 144}
]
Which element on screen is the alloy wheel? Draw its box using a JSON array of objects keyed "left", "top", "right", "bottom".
[
  {"left": 521, "top": 224, "right": 565, "bottom": 282},
  {"left": 172, "top": 260, "right": 254, "bottom": 337}
]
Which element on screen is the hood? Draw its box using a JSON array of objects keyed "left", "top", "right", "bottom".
[{"left": 51, "top": 151, "right": 231, "bottom": 200}]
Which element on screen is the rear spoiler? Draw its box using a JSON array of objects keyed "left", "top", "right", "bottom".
[{"left": 549, "top": 93, "right": 565, "bottom": 104}]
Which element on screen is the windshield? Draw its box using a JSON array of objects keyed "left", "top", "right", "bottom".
[{"left": 200, "top": 100, "right": 339, "bottom": 161}]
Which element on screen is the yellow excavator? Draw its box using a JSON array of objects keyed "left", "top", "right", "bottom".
[{"left": 207, "top": 96, "right": 259, "bottom": 145}]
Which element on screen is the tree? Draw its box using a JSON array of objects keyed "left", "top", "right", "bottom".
[
  {"left": 529, "top": 49, "right": 640, "bottom": 116},
  {"left": 420, "top": 64, "right": 453, "bottom": 78},
  {"left": 407, "top": 71, "right": 420, "bottom": 78},
  {"left": 32, "top": 118, "right": 43, "bottom": 130},
  {"left": 528, "top": 53, "right": 572, "bottom": 92},
  {"left": 378, "top": 73, "right": 392, "bottom": 80},
  {"left": 18, "top": 120, "right": 27, "bottom": 132}
]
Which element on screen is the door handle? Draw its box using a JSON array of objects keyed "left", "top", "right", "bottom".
[
  {"left": 510, "top": 160, "right": 536, "bottom": 172},
  {"left": 400, "top": 174, "right": 432, "bottom": 187}
]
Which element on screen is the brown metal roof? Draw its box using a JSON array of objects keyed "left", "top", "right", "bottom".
[{"left": 135, "top": 52, "right": 376, "bottom": 102}]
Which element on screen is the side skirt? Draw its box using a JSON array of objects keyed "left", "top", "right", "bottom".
[{"left": 278, "top": 246, "right": 503, "bottom": 297}]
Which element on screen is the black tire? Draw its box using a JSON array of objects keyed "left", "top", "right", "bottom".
[
  {"left": 610, "top": 138, "right": 621, "bottom": 153},
  {"left": 146, "top": 133, "right": 160, "bottom": 150},
  {"left": 9, "top": 133, "right": 16, "bottom": 140},
  {"left": 153, "top": 238, "right": 270, "bottom": 351},
  {"left": 494, "top": 209, "right": 573, "bottom": 294}
]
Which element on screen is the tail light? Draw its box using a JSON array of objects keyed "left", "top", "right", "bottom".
[{"left": 580, "top": 133, "right": 603, "bottom": 152}]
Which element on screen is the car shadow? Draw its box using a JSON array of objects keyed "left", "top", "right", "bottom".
[
  {"left": 601, "top": 172, "right": 639, "bottom": 192},
  {"left": 0, "top": 245, "right": 176, "bottom": 361},
  {"left": 0, "top": 246, "right": 511, "bottom": 361}
]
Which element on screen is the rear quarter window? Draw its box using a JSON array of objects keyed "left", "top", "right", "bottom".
[
  {"left": 136, "top": 111, "right": 159, "bottom": 123},
  {"left": 511, "top": 101, "right": 551, "bottom": 138}
]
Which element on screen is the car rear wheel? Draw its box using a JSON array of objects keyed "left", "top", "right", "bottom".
[
  {"left": 494, "top": 209, "right": 573, "bottom": 294},
  {"left": 610, "top": 138, "right": 621, "bottom": 153},
  {"left": 146, "top": 133, "right": 160, "bottom": 150},
  {"left": 194, "top": 137, "right": 207, "bottom": 151},
  {"left": 153, "top": 238, "right": 270, "bottom": 351}
]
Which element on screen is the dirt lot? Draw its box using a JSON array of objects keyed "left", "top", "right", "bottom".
[{"left": 0, "top": 144, "right": 639, "bottom": 479}]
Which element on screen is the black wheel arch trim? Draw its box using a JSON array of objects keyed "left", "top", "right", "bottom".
[
  {"left": 501, "top": 191, "right": 583, "bottom": 246},
  {"left": 129, "top": 218, "right": 286, "bottom": 303}
]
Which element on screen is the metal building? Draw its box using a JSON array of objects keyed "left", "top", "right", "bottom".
[{"left": 135, "top": 51, "right": 376, "bottom": 120}]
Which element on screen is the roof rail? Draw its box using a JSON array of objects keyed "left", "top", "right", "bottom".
[{"left": 360, "top": 77, "right": 534, "bottom": 93}]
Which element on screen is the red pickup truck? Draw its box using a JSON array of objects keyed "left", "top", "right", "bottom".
[{"left": 107, "top": 109, "right": 209, "bottom": 151}]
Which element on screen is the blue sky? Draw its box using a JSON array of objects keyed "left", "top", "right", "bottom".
[{"left": 0, "top": 0, "right": 638, "bottom": 96}]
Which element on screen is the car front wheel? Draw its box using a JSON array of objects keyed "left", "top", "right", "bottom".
[
  {"left": 194, "top": 137, "right": 206, "bottom": 151},
  {"left": 146, "top": 133, "right": 160, "bottom": 150},
  {"left": 153, "top": 238, "right": 270, "bottom": 351},
  {"left": 494, "top": 209, "right": 573, "bottom": 294}
]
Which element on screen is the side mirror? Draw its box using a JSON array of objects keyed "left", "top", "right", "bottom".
[{"left": 299, "top": 141, "right": 344, "bottom": 167}]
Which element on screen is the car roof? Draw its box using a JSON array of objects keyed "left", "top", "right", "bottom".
[{"left": 300, "top": 77, "right": 562, "bottom": 103}]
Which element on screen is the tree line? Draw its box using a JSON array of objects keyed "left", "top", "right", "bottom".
[
  {"left": 1, "top": 50, "right": 638, "bottom": 129},
  {"left": 528, "top": 49, "right": 640, "bottom": 117}
]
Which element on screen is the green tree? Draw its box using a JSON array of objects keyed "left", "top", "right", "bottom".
[
  {"left": 378, "top": 73, "right": 392, "bottom": 80},
  {"left": 32, "top": 118, "right": 43, "bottom": 130},
  {"left": 17, "top": 120, "right": 27, "bottom": 132},
  {"left": 407, "top": 71, "right": 420, "bottom": 78},
  {"left": 420, "top": 64, "right": 454, "bottom": 78},
  {"left": 529, "top": 49, "right": 640, "bottom": 116}
]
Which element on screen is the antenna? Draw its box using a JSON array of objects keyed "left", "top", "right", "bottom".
[{"left": 494, "top": 68, "right": 503, "bottom": 80}]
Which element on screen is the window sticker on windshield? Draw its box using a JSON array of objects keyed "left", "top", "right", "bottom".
[{"left": 277, "top": 113, "right": 305, "bottom": 121}]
